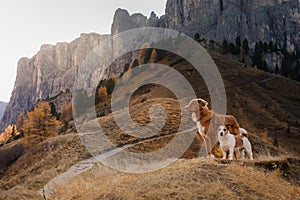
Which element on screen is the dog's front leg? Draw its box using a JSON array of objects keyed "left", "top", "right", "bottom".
[
  {"left": 240, "top": 149, "right": 245, "bottom": 160},
  {"left": 229, "top": 148, "right": 234, "bottom": 160},
  {"left": 221, "top": 148, "right": 227, "bottom": 160},
  {"left": 196, "top": 121, "right": 205, "bottom": 136}
]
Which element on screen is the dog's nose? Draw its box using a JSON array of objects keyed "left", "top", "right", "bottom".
[{"left": 220, "top": 132, "right": 223, "bottom": 136}]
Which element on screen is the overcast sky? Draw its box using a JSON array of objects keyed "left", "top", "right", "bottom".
[{"left": 0, "top": 0, "right": 167, "bottom": 102}]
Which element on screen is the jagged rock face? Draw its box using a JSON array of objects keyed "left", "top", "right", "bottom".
[
  {"left": 0, "top": 33, "right": 109, "bottom": 131},
  {"left": 165, "top": 0, "right": 300, "bottom": 49},
  {"left": 0, "top": 102, "right": 7, "bottom": 121},
  {"left": 111, "top": 9, "right": 148, "bottom": 35}
]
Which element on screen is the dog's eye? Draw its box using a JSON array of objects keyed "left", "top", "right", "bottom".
[{"left": 223, "top": 129, "right": 226, "bottom": 131}]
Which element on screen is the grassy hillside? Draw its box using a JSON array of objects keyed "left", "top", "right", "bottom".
[
  {"left": 0, "top": 50, "right": 300, "bottom": 199},
  {"left": 52, "top": 159, "right": 300, "bottom": 199}
]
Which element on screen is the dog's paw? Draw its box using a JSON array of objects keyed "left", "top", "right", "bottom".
[{"left": 206, "top": 154, "right": 216, "bottom": 159}]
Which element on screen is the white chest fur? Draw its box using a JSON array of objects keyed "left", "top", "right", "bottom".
[{"left": 192, "top": 112, "right": 205, "bottom": 136}]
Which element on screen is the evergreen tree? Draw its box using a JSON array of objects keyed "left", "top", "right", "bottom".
[
  {"left": 258, "top": 41, "right": 264, "bottom": 53},
  {"left": 235, "top": 36, "right": 241, "bottom": 48},
  {"left": 253, "top": 51, "right": 263, "bottom": 68},
  {"left": 242, "top": 39, "right": 249, "bottom": 54},
  {"left": 194, "top": 33, "right": 200, "bottom": 42},
  {"left": 229, "top": 43, "right": 238, "bottom": 55},
  {"left": 132, "top": 59, "right": 140, "bottom": 69},
  {"left": 235, "top": 36, "right": 241, "bottom": 55},
  {"left": 263, "top": 42, "right": 269, "bottom": 52},
  {"left": 123, "top": 63, "right": 130, "bottom": 73},
  {"left": 268, "top": 41, "right": 274, "bottom": 52},
  {"left": 106, "top": 78, "right": 116, "bottom": 95},
  {"left": 281, "top": 53, "right": 292, "bottom": 77},
  {"left": 222, "top": 40, "right": 229, "bottom": 53}
]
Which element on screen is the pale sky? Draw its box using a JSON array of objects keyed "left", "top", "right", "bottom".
[{"left": 0, "top": 0, "right": 167, "bottom": 102}]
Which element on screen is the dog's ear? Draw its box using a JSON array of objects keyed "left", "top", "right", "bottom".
[
  {"left": 225, "top": 124, "right": 230, "bottom": 131},
  {"left": 198, "top": 99, "right": 208, "bottom": 107}
]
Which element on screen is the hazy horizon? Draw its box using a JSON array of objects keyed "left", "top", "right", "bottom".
[{"left": 0, "top": 0, "right": 167, "bottom": 102}]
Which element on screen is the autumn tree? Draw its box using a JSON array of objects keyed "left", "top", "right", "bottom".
[
  {"left": 96, "top": 86, "right": 108, "bottom": 103},
  {"left": 149, "top": 49, "right": 158, "bottom": 63},
  {"left": 0, "top": 125, "right": 20, "bottom": 145},
  {"left": 23, "top": 101, "right": 60, "bottom": 145},
  {"left": 138, "top": 43, "right": 153, "bottom": 64}
]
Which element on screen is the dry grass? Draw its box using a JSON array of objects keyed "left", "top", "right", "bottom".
[
  {"left": 227, "top": 163, "right": 300, "bottom": 199},
  {"left": 52, "top": 159, "right": 300, "bottom": 200},
  {"left": 0, "top": 134, "right": 90, "bottom": 200}
]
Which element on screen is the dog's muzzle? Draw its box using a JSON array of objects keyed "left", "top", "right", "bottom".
[{"left": 220, "top": 132, "right": 224, "bottom": 137}]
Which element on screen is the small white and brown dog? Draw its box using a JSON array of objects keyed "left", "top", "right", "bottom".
[{"left": 218, "top": 125, "right": 253, "bottom": 160}]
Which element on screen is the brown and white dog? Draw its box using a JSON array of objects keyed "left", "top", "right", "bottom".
[
  {"left": 185, "top": 98, "right": 242, "bottom": 137},
  {"left": 218, "top": 125, "right": 253, "bottom": 160}
]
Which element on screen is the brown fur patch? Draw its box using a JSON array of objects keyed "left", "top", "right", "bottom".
[
  {"left": 200, "top": 107, "right": 241, "bottom": 137},
  {"left": 234, "top": 136, "right": 244, "bottom": 148}
]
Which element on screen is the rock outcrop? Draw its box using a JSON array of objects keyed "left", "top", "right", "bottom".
[{"left": 165, "top": 0, "right": 300, "bottom": 49}]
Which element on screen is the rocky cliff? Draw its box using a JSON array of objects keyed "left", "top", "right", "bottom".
[
  {"left": 0, "top": 102, "right": 7, "bottom": 121},
  {"left": 1, "top": 0, "right": 300, "bottom": 130},
  {"left": 0, "top": 33, "right": 109, "bottom": 130},
  {"left": 165, "top": 0, "right": 300, "bottom": 50}
]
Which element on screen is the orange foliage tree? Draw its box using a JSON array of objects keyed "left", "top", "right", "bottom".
[
  {"left": 0, "top": 125, "right": 20, "bottom": 145},
  {"left": 97, "top": 86, "right": 108, "bottom": 102},
  {"left": 149, "top": 49, "right": 157, "bottom": 63},
  {"left": 138, "top": 43, "right": 151, "bottom": 65},
  {"left": 23, "top": 101, "right": 60, "bottom": 144}
]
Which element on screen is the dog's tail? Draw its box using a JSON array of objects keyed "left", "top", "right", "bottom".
[{"left": 240, "top": 128, "right": 249, "bottom": 138}]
